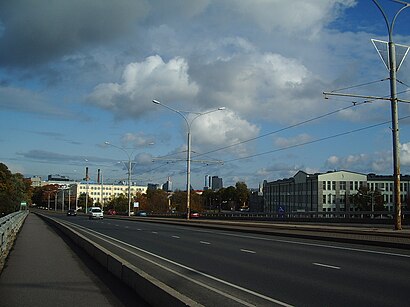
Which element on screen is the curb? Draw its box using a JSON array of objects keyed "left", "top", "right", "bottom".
[{"left": 36, "top": 213, "right": 201, "bottom": 307}]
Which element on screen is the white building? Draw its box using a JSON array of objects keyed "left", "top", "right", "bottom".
[
  {"left": 71, "top": 181, "right": 148, "bottom": 206},
  {"left": 263, "top": 170, "right": 367, "bottom": 213},
  {"left": 263, "top": 170, "right": 410, "bottom": 214}
]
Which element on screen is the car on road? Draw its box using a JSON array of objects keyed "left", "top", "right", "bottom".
[
  {"left": 88, "top": 207, "right": 103, "bottom": 220},
  {"left": 66, "top": 209, "right": 77, "bottom": 216},
  {"left": 190, "top": 211, "right": 200, "bottom": 218},
  {"left": 107, "top": 209, "right": 117, "bottom": 215},
  {"left": 136, "top": 210, "right": 147, "bottom": 217}
]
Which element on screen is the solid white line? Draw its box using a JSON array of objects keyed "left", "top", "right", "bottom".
[
  {"left": 313, "top": 263, "right": 341, "bottom": 270},
  {"left": 172, "top": 235, "right": 180, "bottom": 239},
  {"left": 64, "top": 221, "right": 293, "bottom": 307},
  {"left": 200, "top": 241, "right": 211, "bottom": 245},
  {"left": 240, "top": 249, "right": 256, "bottom": 254}
]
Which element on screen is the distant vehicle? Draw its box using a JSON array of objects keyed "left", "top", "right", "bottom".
[
  {"left": 107, "top": 209, "right": 117, "bottom": 215},
  {"left": 181, "top": 210, "right": 200, "bottom": 218},
  {"left": 190, "top": 211, "right": 200, "bottom": 218},
  {"left": 66, "top": 209, "right": 76, "bottom": 216},
  {"left": 136, "top": 211, "right": 147, "bottom": 217},
  {"left": 88, "top": 207, "right": 103, "bottom": 220}
]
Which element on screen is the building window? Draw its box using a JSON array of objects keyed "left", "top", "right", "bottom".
[
  {"left": 323, "top": 181, "right": 326, "bottom": 190},
  {"left": 340, "top": 181, "right": 346, "bottom": 190},
  {"left": 327, "top": 181, "right": 331, "bottom": 190},
  {"left": 323, "top": 195, "right": 326, "bottom": 204}
]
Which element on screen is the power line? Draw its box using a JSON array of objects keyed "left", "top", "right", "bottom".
[{"left": 223, "top": 114, "right": 410, "bottom": 164}]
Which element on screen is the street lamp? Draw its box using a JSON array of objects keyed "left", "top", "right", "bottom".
[
  {"left": 105, "top": 142, "right": 153, "bottom": 216},
  {"left": 372, "top": 0, "right": 410, "bottom": 230},
  {"left": 152, "top": 99, "right": 225, "bottom": 220}
]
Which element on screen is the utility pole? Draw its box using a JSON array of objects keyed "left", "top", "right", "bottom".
[{"left": 324, "top": 0, "right": 410, "bottom": 230}]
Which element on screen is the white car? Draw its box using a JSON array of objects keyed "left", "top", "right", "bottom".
[{"left": 88, "top": 207, "right": 103, "bottom": 220}]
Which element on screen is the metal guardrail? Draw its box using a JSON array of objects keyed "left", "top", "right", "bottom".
[{"left": 0, "top": 210, "right": 29, "bottom": 270}]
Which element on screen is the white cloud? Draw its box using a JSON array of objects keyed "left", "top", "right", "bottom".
[
  {"left": 120, "top": 132, "right": 155, "bottom": 148},
  {"left": 222, "top": 0, "right": 357, "bottom": 35},
  {"left": 191, "top": 109, "right": 260, "bottom": 157},
  {"left": 274, "top": 133, "right": 313, "bottom": 148},
  {"left": 88, "top": 55, "right": 199, "bottom": 119},
  {"left": 400, "top": 142, "right": 410, "bottom": 166}
]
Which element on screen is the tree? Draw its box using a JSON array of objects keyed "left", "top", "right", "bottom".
[
  {"left": 350, "top": 186, "right": 385, "bottom": 211},
  {"left": 104, "top": 194, "right": 127, "bottom": 213},
  {"left": 235, "top": 181, "right": 249, "bottom": 210},
  {"left": 146, "top": 189, "right": 168, "bottom": 213},
  {"left": 77, "top": 193, "right": 94, "bottom": 211},
  {"left": 0, "top": 163, "right": 33, "bottom": 215}
]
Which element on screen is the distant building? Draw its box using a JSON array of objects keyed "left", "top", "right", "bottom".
[
  {"left": 162, "top": 177, "right": 173, "bottom": 192},
  {"left": 29, "top": 176, "right": 42, "bottom": 187},
  {"left": 263, "top": 170, "right": 367, "bottom": 213},
  {"left": 204, "top": 175, "right": 210, "bottom": 190},
  {"left": 147, "top": 183, "right": 160, "bottom": 190},
  {"left": 263, "top": 170, "right": 410, "bottom": 213},
  {"left": 47, "top": 174, "right": 70, "bottom": 182},
  {"left": 211, "top": 176, "right": 223, "bottom": 191},
  {"left": 71, "top": 181, "right": 148, "bottom": 207}
]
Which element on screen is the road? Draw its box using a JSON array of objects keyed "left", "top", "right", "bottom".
[{"left": 54, "top": 214, "right": 410, "bottom": 306}]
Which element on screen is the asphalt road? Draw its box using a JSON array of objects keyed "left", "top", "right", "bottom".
[{"left": 56, "top": 214, "right": 410, "bottom": 306}]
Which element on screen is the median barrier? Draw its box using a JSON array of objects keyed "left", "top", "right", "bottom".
[{"left": 35, "top": 213, "right": 200, "bottom": 307}]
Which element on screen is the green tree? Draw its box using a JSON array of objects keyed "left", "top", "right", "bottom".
[
  {"left": 104, "top": 194, "right": 127, "bottom": 213},
  {"left": 235, "top": 181, "right": 249, "bottom": 210},
  {"left": 77, "top": 193, "right": 95, "bottom": 211},
  {"left": 146, "top": 189, "right": 168, "bottom": 213},
  {"left": 350, "top": 186, "right": 385, "bottom": 211},
  {"left": 0, "top": 163, "right": 32, "bottom": 215}
]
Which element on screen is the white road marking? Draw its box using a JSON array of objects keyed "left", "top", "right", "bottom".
[
  {"left": 152, "top": 231, "right": 158, "bottom": 234},
  {"left": 240, "top": 249, "right": 256, "bottom": 254},
  {"left": 172, "top": 235, "right": 180, "bottom": 239},
  {"left": 189, "top": 229, "right": 410, "bottom": 259},
  {"left": 200, "top": 241, "right": 211, "bottom": 245},
  {"left": 313, "top": 263, "right": 341, "bottom": 270},
  {"left": 63, "top": 220, "right": 293, "bottom": 307}
]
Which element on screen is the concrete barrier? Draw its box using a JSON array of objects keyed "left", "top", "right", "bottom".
[{"left": 36, "top": 213, "right": 200, "bottom": 307}]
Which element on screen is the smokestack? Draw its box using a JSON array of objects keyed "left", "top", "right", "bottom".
[
  {"left": 97, "top": 169, "right": 101, "bottom": 184},
  {"left": 85, "top": 167, "right": 89, "bottom": 181}
]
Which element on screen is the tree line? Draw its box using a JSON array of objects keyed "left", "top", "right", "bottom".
[{"left": 0, "top": 163, "right": 32, "bottom": 216}]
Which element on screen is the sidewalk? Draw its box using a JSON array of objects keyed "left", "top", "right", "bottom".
[{"left": 0, "top": 213, "right": 147, "bottom": 307}]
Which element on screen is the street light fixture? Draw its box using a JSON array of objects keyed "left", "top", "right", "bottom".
[
  {"left": 152, "top": 99, "right": 225, "bottom": 220},
  {"left": 372, "top": 0, "right": 410, "bottom": 230},
  {"left": 105, "top": 141, "right": 154, "bottom": 216}
]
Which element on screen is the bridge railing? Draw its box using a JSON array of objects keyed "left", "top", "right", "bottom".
[{"left": 0, "top": 210, "right": 29, "bottom": 271}]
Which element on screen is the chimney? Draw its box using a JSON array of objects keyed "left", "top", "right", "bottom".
[
  {"left": 85, "top": 167, "right": 89, "bottom": 181},
  {"left": 97, "top": 169, "right": 101, "bottom": 184}
]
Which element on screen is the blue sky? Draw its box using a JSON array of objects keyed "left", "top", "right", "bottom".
[{"left": 1, "top": 0, "right": 410, "bottom": 190}]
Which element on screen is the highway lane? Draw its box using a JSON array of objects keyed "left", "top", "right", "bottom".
[{"left": 55, "top": 214, "right": 410, "bottom": 306}]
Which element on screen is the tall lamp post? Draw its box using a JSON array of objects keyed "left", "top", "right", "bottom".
[
  {"left": 373, "top": 0, "right": 410, "bottom": 230},
  {"left": 105, "top": 142, "right": 153, "bottom": 216},
  {"left": 152, "top": 99, "right": 225, "bottom": 220},
  {"left": 105, "top": 142, "right": 133, "bottom": 216}
]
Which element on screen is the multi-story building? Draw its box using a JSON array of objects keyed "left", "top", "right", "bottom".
[
  {"left": 211, "top": 176, "right": 223, "bottom": 191},
  {"left": 367, "top": 174, "right": 410, "bottom": 211},
  {"left": 263, "top": 170, "right": 410, "bottom": 214},
  {"left": 263, "top": 170, "right": 368, "bottom": 213},
  {"left": 70, "top": 181, "right": 148, "bottom": 206}
]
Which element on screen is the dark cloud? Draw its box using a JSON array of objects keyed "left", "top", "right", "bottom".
[{"left": 0, "top": 0, "right": 148, "bottom": 68}]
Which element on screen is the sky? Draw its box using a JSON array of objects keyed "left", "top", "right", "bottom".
[{"left": 1, "top": 0, "right": 410, "bottom": 190}]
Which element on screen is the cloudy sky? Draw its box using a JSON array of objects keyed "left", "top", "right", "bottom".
[{"left": 1, "top": 0, "right": 410, "bottom": 190}]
